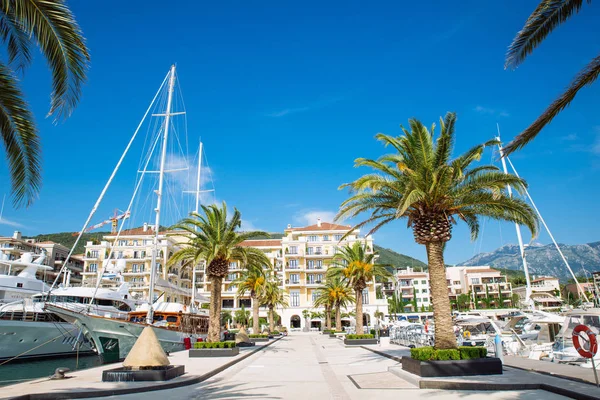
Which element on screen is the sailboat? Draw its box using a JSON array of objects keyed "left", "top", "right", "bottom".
[{"left": 45, "top": 65, "right": 209, "bottom": 362}]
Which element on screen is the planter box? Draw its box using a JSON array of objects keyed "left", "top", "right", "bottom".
[
  {"left": 402, "top": 356, "right": 502, "bottom": 377},
  {"left": 344, "top": 338, "right": 378, "bottom": 346},
  {"left": 189, "top": 347, "right": 240, "bottom": 357},
  {"left": 102, "top": 365, "right": 184, "bottom": 382},
  {"left": 329, "top": 334, "right": 337, "bottom": 338},
  {"left": 249, "top": 338, "right": 269, "bottom": 343}
]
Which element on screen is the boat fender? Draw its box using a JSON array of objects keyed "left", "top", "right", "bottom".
[
  {"left": 463, "top": 331, "right": 471, "bottom": 339},
  {"left": 573, "top": 324, "right": 598, "bottom": 359}
]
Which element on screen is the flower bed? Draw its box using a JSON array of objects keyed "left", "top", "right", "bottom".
[{"left": 403, "top": 347, "right": 501, "bottom": 377}]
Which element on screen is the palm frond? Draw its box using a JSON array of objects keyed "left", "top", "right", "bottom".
[
  {"left": 505, "top": 0, "right": 589, "bottom": 69},
  {"left": 504, "top": 53, "right": 600, "bottom": 155},
  {"left": 2, "top": 0, "right": 90, "bottom": 120},
  {"left": 0, "top": 62, "right": 41, "bottom": 207},
  {"left": 0, "top": 12, "right": 31, "bottom": 72}
]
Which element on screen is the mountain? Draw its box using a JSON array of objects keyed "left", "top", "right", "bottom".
[
  {"left": 374, "top": 245, "right": 427, "bottom": 270},
  {"left": 460, "top": 241, "right": 600, "bottom": 281},
  {"left": 24, "top": 232, "right": 110, "bottom": 254}
]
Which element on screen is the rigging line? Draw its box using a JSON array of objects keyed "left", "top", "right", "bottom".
[
  {"left": 505, "top": 156, "right": 590, "bottom": 302},
  {"left": 89, "top": 123, "right": 164, "bottom": 307},
  {"left": 48, "top": 70, "right": 171, "bottom": 294}
]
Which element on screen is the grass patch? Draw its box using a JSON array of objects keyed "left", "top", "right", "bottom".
[
  {"left": 193, "top": 341, "right": 236, "bottom": 349},
  {"left": 410, "top": 346, "right": 487, "bottom": 361},
  {"left": 346, "top": 334, "right": 375, "bottom": 340}
]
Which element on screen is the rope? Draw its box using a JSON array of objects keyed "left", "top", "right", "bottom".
[{"left": 0, "top": 327, "right": 79, "bottom": 367}]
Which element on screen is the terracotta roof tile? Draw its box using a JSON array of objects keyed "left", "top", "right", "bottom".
[
  {"left": 286, "top": 222, "right": 352, "bottom": 232},
  {"left": 239, "top": 239, "right": 282, "bottom": 247}
]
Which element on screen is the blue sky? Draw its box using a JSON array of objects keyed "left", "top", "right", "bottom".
[{"left": 1, "top": 1, "right": 600, "bottom": 265}]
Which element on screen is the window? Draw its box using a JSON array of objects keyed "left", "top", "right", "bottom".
[
  {"left": 290, "top": 290, "right": 300, "bottom": 307},
  {"left": 362, "top": 288, "right": 369, "bottom": 305},
  {"left": 90, "top": 250, "right": 98, "bottom": 258},
  {"left": 308, "top": 235, "right": 318, "bottom": 242},
  {"left": 140, "top": 264, "right": 145, "bottom": 272},
  {"left": 334, "top": 234, "right": 343, "bottom": 241},
  {"left": 307, "top": 260, "right": 315, "bottom": 269},
  {"left": 421, "top": 280, "right": 426, "bottom": 285},
  {"left": 16, "top": 283, "right": 23, "bottom": 288},
  {"left": 118, "top": 240, "right": 126, "bottom": 246},
  {"left": 453, "top": 280, "right": 461, "bottom": 285},
  {"left": 312, "top": 291, "right": 319, "bottom": 304},
  {"left": 133, "top": 240, "right": 138, "bottom": 246},
  {"left": 323, "top": 235, "right": 329, "bottom": 241},
  {"left": 132, "top": 264, "right": 138, "bottom": 272},
  {"left": 289, "top": 273, "right": 299, "bottom": 284},
  {"left": 315, "top": 247, "right": 322, "bottom": 255},
  {"left": 414, "top": 289, "right": 419, "bottom": 293},
  {"left": 288, "top": 246, "right": 298, "bottom": 255},
  {"left": 229, "top": 261, "right": 237, "bottom": 269},
  {"left": 88, "top": 263, "right": 98, "bottom": 272},
  {"left": 316, "top": 260, "right": 323, "bottom": 269},
  {"left": 471, "top": 278, "right": 480, "bottom": 285},
  {"left": 288, "top": 259, "right": 298, "bottom": 269},
  {"left": 227, "top": 273, "right": 237, "bottom": 281},
  {"left": 306, "top": 247, "right": 314, "bottom": 255},
  {"left": 422, "top": 289, "right": 428, "bottom": 293}
]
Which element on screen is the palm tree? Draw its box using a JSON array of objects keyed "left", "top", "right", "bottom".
[
  {"left": 221, "top": 310, "right": 233, "bottom": 328},
  {"left": 327, "top": 242, "right": 391, "bottom": 334},
  {"left": 235, "top": 263, "right": 270, "bottom": 334},
  {"left": 261, "top": 280, "right": 288, "bottom": 332},
  {"left": 336, "top": 113, "right": 538, "bottom": 349},
  {"left": 503, "top": 0, "right": 595, "bottom": 155},
  {"left": 234, "top": 305, "right": 250, "bottom": 328},
  {"left": 314, "top": 276, "right": 354, "bottom": 331},
  {"left": 0, "top": 0, "right": 90, "bottom": 207},
  {"left": 169, "top": 202, "right": 270, "bottom": 342}
]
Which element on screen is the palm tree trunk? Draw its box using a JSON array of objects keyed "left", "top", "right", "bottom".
[
  {"left": 325, "top": 305, "right": 331, "bottom": 330},
  {"left": 252, "top": 293, "right": 260, "bottom": 334},
  {"left": 208, "top": 276, "right": 223, "bottom": 342},
  {"left": 335, "top": 305, "right": 342, "bottom": 331},
  {"left": 426, "top": 241, "right": 456, "bottom": 350},
  {"left": 269, "top": 306, "right": 275, "bottom": 332},
  {"left": 355, "top": 288, "right": 364, "bottom": 335}
]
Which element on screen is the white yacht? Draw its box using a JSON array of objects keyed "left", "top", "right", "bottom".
[
  {"left": 0, "top": 252, "right": 50, "bottom": 304},
  {"left": 551, "top": 308, "right": 600, "bottom": 367}
]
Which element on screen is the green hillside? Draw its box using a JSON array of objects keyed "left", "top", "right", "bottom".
[
  {"left": 25, "top": 232, "right": 110, "bottom": 254},
  {"left": 374, "top": 245, "right": 426, "bottom": 270}
]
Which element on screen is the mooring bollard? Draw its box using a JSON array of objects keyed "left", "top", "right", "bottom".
[{"left": 494, "top": 334, "right": 504, "bottom": 364}]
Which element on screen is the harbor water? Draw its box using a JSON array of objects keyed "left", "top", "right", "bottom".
[{"left": 0, "top": 355, "right": 103, "bottom": 386}]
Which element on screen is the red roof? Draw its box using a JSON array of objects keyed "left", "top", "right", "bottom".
[
  {"left": 286, "top": 222, "right": 352, "bottom": 232},
  {"left": 239, "top": 239, "right": 282, "bottom": 247},
  {"left": 465, "top": 268, "right": 500, "bottom": 274}
]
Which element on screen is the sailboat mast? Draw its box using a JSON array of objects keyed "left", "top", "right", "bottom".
[
  {"left": 191, "top": 142, "right": 203, "bottom": 305},
  {"left": 496, "top": 131, "right": 533, "bottom": 309},
  {"left": 147, "top": 65, "right": 177, "bottom": 324}
]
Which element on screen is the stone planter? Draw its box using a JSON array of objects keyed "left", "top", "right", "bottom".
[
  {"left": 344, "top": 338, "right": 378, "bottom": 346},
  {"left": 189, "top": 347, "right": 240, "bottom": 357},
  {"left": 401, "top": 356, "right": 503, "bottom": 377},
  {"left": 249, "top": 337, "right": 269, "bottom": 342},
  {"left": 329, "top": 334, "right": 337, "bottom": 338},
  {"left": 102, "top": 365, "right": 184, "bottom": 382}
]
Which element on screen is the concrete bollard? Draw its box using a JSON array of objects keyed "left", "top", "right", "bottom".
[{"left": 494, "top": 334, "right": 504, "bottom": 364}]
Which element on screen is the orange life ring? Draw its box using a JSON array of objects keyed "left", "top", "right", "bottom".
[{"left": 572, "top": 324, "right": 598, "bottom": 359}]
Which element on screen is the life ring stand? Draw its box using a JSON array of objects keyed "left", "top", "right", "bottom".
[{"left": 573, "top": 324, "right": 598, "bottom": 359}]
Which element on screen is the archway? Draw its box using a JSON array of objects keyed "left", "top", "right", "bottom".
[
  {"left": 363, "top": 313, "right": 371, "bottom": 327},
  {"left": 290, "top": 315, "right": 301, "bottom": 329}
]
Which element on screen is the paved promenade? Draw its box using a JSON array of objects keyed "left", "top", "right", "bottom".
[{"left": 89, "top": 333, "right": 571, "bottom": 400}]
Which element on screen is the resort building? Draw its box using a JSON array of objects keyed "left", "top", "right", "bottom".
[
  {"left": 446, "top": 266, "right": 514, "bottom": 309},
  {"left": 0, "top": 231, "right": 83, "bottom": 284},
  {"left": 391, "top": 267, "right": 431, "bottom": 312},
  {"left": 513, "top": 275, "right": 563, "bottom": 310},
  {"left": 80, "top": 223, "right": 193, "bottom": 304}
]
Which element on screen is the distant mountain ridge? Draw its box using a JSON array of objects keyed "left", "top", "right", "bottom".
[{"left": 460, "top": 241, "right": 600, "bottom": 281}]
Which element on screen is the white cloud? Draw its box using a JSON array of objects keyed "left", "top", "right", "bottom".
[
  {"left": 560, "top": 133, "right": 578, "bottom": 142},
  {"left": 0, "top": 217, "right": 24, "bottom": 228},
  {"left": 240, "top": 219, "right": 259, "bottom": 232},
  {"left": 293, "top": 210, "right": 338, "bottom": 226},
  {"left": 474, "top": 106, "right": 509, "bottom": 118},
  {"left": 163, "top": 153, "right": 216, "bottom": 205}
]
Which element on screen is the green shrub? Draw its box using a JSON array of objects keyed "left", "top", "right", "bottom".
[
  {"left": 272, "top": 330, "right": 280, "bottom": 335},
  {"left": 410, "top": 346, "right": 487, "bottom": 361},
  {"left": 459, "top": 346, "right": 487, "bottom": 359},
  {"left": 346, "top": 334, "right": 375, "bottom": 340},
  {"left": 248, "top": 334, "right": 268, "bottom": 338},
  {"left": 370, "top": 329, "right": 376, "bottom": 336},
  {"left": 193, "top": 341, "right": 235, "bottom": 349}
]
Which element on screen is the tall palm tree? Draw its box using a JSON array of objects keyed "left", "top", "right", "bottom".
[
  {"left": 314, "top": 277, "right": 354, "bottom": 331},
  {"left": 261, "top": 279, "right": 288, "bottom": 332},
  {"left": 327, "top": 242, "right": 390, "bottom": 334},
  {"left": 169, "top": 202, "right": 270, "bottom": 342},
  {"left": 337, "top": 113, "right": 538, "bottom": 349},
  {"left": 0, "top": 0, "right": 90, "bottom": 207},
  {"left": 503, "top": 0, "right": 594, "bottom": 155},
  {"left": 235, "top": 263, "right": 269, "bottom": 334}
]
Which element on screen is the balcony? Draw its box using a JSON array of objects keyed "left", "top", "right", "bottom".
[{"left": 285, "top": 279, "right": 303, "bottom": 286}]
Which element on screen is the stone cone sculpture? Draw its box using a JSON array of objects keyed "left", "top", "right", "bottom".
[
  {"left": 123, "top": 326, "right": 169, "bottom": 369},
  {"left": 235, "top": 326, "right": 250, "bottom": 344}
]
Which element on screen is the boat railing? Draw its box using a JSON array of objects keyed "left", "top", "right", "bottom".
[{"left": 49, "top": 301, "right": 130, "bottom": 321}]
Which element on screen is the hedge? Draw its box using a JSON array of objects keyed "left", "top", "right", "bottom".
[
  {"left": 249, "top": 334, "right": 268, "bottom": 338},
  {"left": 193, "top": 341, "right": 236, "bottom": 349},
  {"left": 410, "top": 346, "right": 487, "bottom": 361},
  {"left": 324, "top": 329, "right": 343, "bottom": 334},
  {"left": 272, "top": 330, "right": 280, "bottom": 335},
  {"left": 346, "top": 334, "right": 375, "bottom": 340}
]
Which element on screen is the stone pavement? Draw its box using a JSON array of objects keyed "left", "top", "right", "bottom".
[{"left": 86, "top": 333, "right": 572, "bottom": 400}]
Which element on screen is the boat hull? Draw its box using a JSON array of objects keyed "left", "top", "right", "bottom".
[
  {"left": 46, "top": 304, "right": 197, "bottom": 361},
  {"left": 0, "top": 319, "right": 94, "bottom": 362}
]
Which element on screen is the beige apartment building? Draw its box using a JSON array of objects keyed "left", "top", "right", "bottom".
[
  {"left": 446, "top": 266, "right": 514, "bottom": 309},
  {"left": 513, "top": 275, "right": 562, "bottom": 310},
  {"left": 390, "top": 267, "right": 431, "bottom": 312},
  {"left": 80, "top": 223, "right": 193, "bottom": 303}
]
